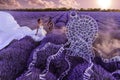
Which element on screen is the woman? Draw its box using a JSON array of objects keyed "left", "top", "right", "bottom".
[
  {"left": 35, "top": 17, "right": 54, "bottom": 36},
  {"left": 35, "top": 18, "right": 46, "bottom": 36}
]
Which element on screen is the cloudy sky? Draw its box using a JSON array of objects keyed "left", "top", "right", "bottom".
[{"left": 0, "top": 0, "right": 120, "bottom": 9}]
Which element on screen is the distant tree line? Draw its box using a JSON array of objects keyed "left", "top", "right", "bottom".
[
  {"left": 79, "top": 8, "right": 120, "bottom": 12},
  {"left": 0, "top": 7, "right": 72, "bottom": 11},
  {"left": 1, "top": 7, "right": 120, "bottom": 12}
]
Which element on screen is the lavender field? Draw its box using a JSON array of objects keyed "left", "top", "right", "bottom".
[
  {"left": 8, "top": 11, "right": 120, "bottom": 58},
  {"left": 1, "top": 11, "right": 120, "bottom": 80},
  {"left": 7, "top": 11, "right": 120, "bottom": 29}
]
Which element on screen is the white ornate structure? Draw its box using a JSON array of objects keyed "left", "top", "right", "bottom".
[
  {"left": 39, "top": 11, "right": 98, "bottom": 80},
  {"left": 27, "top": 11, "right": 99, "bottom": 80}
]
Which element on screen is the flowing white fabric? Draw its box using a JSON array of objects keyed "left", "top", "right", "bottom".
[{"left": 0, "top": 11, "right": 46, "bottom": 50}]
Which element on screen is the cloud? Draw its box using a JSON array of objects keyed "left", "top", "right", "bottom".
[
  {"left": 58, "top": 0, "right": 79, "bottom": 8},
  {"left": 28, "top": 0, "right": 79, "bottom": 9},
  {"left": 0, "top": 0, "right": 80, "bottom": 9},
  {"left": 28, "top": 0, "right": 56, "bottom": 8},
  {"left": 0, "top": 0, "right": 21, "bottom": 9}
]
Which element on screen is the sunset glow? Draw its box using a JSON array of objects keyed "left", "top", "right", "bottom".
[
  {"left": 0, "top": 0, "right": 119, "bottom": 9},
  {"left": 97, "top": 0, "right": 112, "bottom": 9}
]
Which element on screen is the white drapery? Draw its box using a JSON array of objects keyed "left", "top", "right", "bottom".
[{"left": 0, "top": 11, "right": 46, "bottom": 50}]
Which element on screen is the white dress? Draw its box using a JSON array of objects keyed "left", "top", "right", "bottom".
[
  {"left": 0, "top": 11, "right": 46, "bottom": 50},
  {"left": 30, "top": 26, "right": 47, "bottom": 41}
]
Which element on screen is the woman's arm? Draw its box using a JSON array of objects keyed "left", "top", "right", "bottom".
[
  {"left": 43, "top": 21, "right": 53, "bottom": 33},
  {"left": 35, "top": 26, "right": 39, "bottom": 35},
  {"left": 48, "top": 22, "right": 54, "bottom": 31}
]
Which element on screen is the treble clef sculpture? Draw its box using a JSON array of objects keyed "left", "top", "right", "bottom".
[
  {"left": 39, "top": 11, "right": 98, "bottom": 80},
  {"left": 26, "top": 10, "right": 98, "bottom": 80}
]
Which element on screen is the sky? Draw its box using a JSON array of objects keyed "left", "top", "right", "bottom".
[{"left": 0, "top": 0, "right": 120, "bottom": 9}]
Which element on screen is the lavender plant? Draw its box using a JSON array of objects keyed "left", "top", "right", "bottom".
[{"left": 0, "top": 36, "right": 39, "bottom": 80}]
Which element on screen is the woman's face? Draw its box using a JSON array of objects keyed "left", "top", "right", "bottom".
[{"left": 38, "top": 20, "right": 43, "bottom": 25}]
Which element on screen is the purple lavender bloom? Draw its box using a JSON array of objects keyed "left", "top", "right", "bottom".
[{"left": 0, "top": 36, "right": 39, "bottom": 80}]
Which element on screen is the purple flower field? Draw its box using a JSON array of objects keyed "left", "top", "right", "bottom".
[
  {"left": 8, "top": 11, "right": 120, "bottom": 58},
  {"left": 0, "top": 11, "right": 120, "bottom": 80}
]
